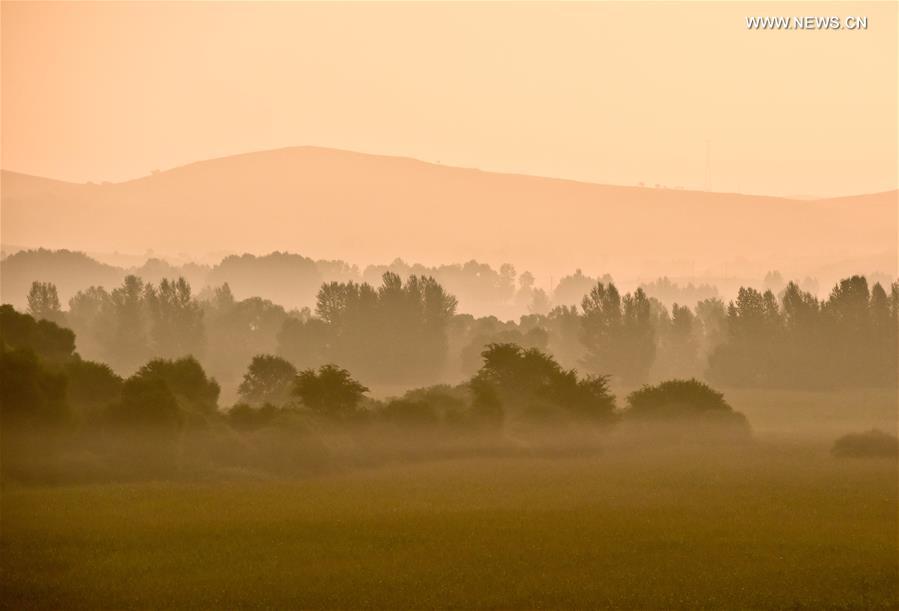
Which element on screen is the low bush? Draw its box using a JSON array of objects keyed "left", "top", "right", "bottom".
[{"left": 832, "top": 429, "right": 898, "bottom": 459}]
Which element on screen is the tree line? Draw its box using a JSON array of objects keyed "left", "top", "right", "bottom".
[
  {"left": 2, "top": 302, "right": 746, "bottom": 446},
  {"left": 20, "top": 272, "right": 899, "bottom": 393},
  {"left": 4, "top": 248, "right": 749, "bottom": 322}
]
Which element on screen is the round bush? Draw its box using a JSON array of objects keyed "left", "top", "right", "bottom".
[{"left": 623, "top": 379, "right": 749, "bottom": 433}]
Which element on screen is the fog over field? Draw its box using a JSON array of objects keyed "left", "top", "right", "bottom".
[{"left": 1, "top": 2, "right": 897, "bottom": 610}]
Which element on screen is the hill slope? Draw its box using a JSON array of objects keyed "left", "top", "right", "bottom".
[{"left": 2, "top": 147, "right": 896, "bottom": 280}]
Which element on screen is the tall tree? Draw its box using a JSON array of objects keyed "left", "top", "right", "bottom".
[
  {"left": 312, "top": 273, "right": 457, "bottom": 384},
  {"left": 26, "top": 281, "right": 64, "bottom": 325},
  {"left": 106, "top": 275, "right": 151, "bottom": 372},
  {"left": 580, "top": 282, "right": 622, "bottom": 377},
  {"left": 67, "top": 286, "right": 113, "bottom": 362},
  {"left": 620, "top": 288, "right": 655, "bottom": 384},
  {"left": 146, "top": 277, "right": 205, "bottom": 358},
  {"left": 581, "top": 282, "right": 655, "bottom": 385}
]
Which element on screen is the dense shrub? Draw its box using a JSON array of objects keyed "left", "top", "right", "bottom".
[
  {"left": 403, "top": 384, "right": 471, "bottom": 425},
  {"left": 627, "top": 379, "right": 730, "bottom": 417},
  {"left": 227, "top": 402, "right": 282, "bottom": 431},
  {"left": 832, "top": 429, "right": 898, "bottom": 459},
  {"left": 0, "top": 304, "right": 75, "bottom": 364},
  {"left": 0, "top": 348, "right": 69, "bottom": 428},
  {"left": 64, "top": 358, "right": 123, "bottom": 416},
  {"left": 471, "top": 343, "right": 616, "bottom": 424},
  {"left": 105, "top": 376, "right": 182, "bottom": 429},
  {"left": 293, "top": 364, "right": 368, "bottom": 419},
  {"left": 379, "top": 398, "right": 440, "bottom": 427},
  {"left": 132, "top": 357, "right": 221, "bottom": 414},
  {"left": 624, "top": 379, "right": 749, "bottom": 432}
]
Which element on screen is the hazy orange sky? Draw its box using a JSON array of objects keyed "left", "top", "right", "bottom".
[{"left": 2, "top": 1, "right": 896, "bottom": 197}]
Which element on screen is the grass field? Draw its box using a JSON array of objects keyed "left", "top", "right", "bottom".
[{"left": 2, "top": 439, "right": 897, "bottom": 610}]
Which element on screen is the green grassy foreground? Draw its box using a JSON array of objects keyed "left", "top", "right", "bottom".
[{"left": 2, "top": 442, "right": 896, "bottom": 610}]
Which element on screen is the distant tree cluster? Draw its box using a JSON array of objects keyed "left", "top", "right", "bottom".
[
  {"left": 552, "top": 269, "right": 614, "bottom": 308},
  {"left": 579, "top": 283, "right": 655, "bottom": 385},
  {"left": 639, "top": 277, "right": 718, "bottom": 308},
  {"left": 279, "top": 272, "right": 457, "bottom": 384},
  {"left": 707, "top": 277, "right": 898, "bottom": 388},
  {"left": 2, "top": 249, "right": 552, "bottom": 319},
  {"left": 363, "top": 259, "right": 520, "bottom": 317},
  {"left": 66, "top": 276, "right": 204, "bottom": 372},
  {"left": 200, "top": 283, "right": 297, "bottom": 397},
  {"left": 13, "top": 267, "right": 899, "bottom": 395}
]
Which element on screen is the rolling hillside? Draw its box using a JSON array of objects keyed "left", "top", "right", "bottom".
[{"left": 2, "top": 147, "right": 896, "bottom": 283}]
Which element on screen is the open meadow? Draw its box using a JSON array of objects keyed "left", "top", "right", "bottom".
[{"left": 2, "top": 389, "right": 897, "bottom": 610}]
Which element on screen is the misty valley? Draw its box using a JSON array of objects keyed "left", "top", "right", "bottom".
[
  {"left": 2, "top": 2, "right": 897, "bottom": 607},
  {"left": 1, "top": 250, "right": 896, "bottom": 609}
]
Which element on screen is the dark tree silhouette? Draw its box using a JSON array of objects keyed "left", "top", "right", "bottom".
[
  {"left": 0, "top": 304, "right": 75, "bottom": 364},
  {"left": 227, "top": 402, "right": 281, "bottom": 431},
  {"left": 106, "top": 376, "right": 182, "bottom": 429},
  {"left": 707, "top": 287, "right": 781, "bottom": 387},
  {"left": 293, "top": 364, "right": 368, "bottom": 419},
  {"left": 0, "top": 348, "right": 69, "bottom": 428},
  {"left": 471, "top": 343, "right": 616, "bottom": 423},
  {"left": 131, "top": 357, "right": 220, "bottom": 414},
  {"left": 627, "top": 379, "right": 732, "bottom": 417},
  {"left": 64, "top": 359, "right": 123, "bottom": 415},
  {"left": 238, "top": 354, "right": 297, "bottom": 406},
  {"left": 624, "top": 378, "right": 749, "bottom": 433}
]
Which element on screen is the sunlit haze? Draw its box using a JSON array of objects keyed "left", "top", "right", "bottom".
[
  {"left": 1, "top": 5, "right": 897, "bottom": 609},
  {"left": 2, "top": 1, "right": 896, "bottom": 196}
]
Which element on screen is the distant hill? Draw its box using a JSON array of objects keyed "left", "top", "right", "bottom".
[
  {"left": 2, "top": 146, "right": 896, "bottom": 283},
  {"left": 0, "top": 249, "right": 125, "bottom": 308}
]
